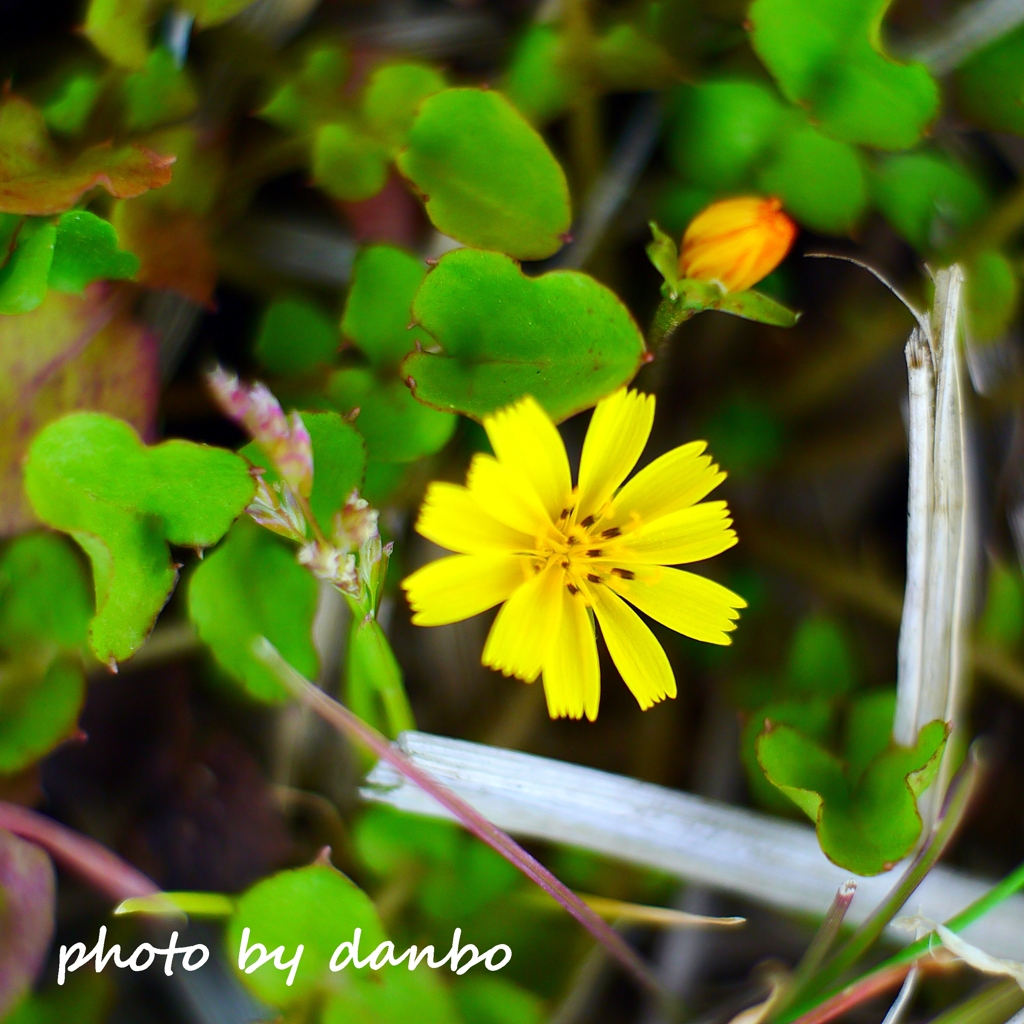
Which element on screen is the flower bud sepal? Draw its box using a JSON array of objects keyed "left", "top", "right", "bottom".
[{"left": 645, "top": 221, "right": 801, "bottom": 350}]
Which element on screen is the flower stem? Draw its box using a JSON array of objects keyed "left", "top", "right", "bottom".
[{"left": 0, "top": 801, "right": 159, "bottom": 904}]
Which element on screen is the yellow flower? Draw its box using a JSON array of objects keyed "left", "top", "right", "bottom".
[
  {"left": 402, "top": 389, "right": 746, "bottom": 721},
  {"left": 679, "top": 196, "right": 797, "bottom": 293}
]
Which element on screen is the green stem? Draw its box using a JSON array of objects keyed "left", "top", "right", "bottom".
[{"left": 926, "top": 981, "right": 1024, "bottom": 1024}]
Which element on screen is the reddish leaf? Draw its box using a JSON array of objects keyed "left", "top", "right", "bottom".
[
  {"left": 0, "top": 829, "right": 56, "bottom": 1017},
  {"left": 112, "top": 200, "right": 217, "bottom": 305},
  {"left": 0, "top": 284, "right": 158, "bottom": 536},
  {"left": 0, "top": 95, "right": 173, "bottom": 216}
]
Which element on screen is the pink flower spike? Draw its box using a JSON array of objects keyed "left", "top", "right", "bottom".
[{"left": 207, "top": 366, "right": 313, "bottom": 496}]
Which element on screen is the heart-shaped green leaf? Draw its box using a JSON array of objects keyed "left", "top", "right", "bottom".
[
  {"left": 756, "top": 718, "right": 948, "bottom": 874},
  {"left": 313, "top": 123, "right": 391, "bottom": 202},
  {"left": 871, "top": 152, "right": 988, "bottom": 252},
  {"left": 0, "top": 532, "right": 91, "bottom": 653},
  {"left": 956, "top": 24, "right": 1024, "bottom": 136},
  {"left": 322, "top": 963, "right": 460, "bottom": 1024},
  {"left": 755, "top": 124, "right": 868, "bottom": 234},
  {"left": 24, "top": 412, "right": 254, "bottom": 664},
  {"left": 397, "top": 88, "right": 571, "bottom": 260},
  {"left": 328, "top": 371, "right": 456, "bottom": 463},
  {"left": 227, "top": 863, "right": 387, "bottom": 1006},
  {"left": 748, "top": 0, "right": 939, "bottom": 150},
  {"left": 188, "top": 518, "right": 319, "bottom": 704},
  {"left": 48, "top": 211, "right": 139, "bottom": 295},
  {"left": 0, "top": 658, "right": 86, "bottom": 775},
  {"left": 342, "top": 245, "right": 431, "bottom": 369},
  {"left": 405, "top": 248, "right": 646, "bottom": 421},
  {"left": 121, "top": 47, "right": 199, "bottom": 133},
  {"left": 255, "top": 298, "right": 339, "bottom": 375},
  {"left": 362, "top": 63, "right": 447, "bottom": 149}
]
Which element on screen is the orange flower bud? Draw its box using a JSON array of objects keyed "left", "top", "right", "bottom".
[{"left": 678, "top": 196, "right": 797, "bottom": 293}]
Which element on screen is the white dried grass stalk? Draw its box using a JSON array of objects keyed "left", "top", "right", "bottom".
[
  {"left": 362, "top": 732, "right": 1024, "bottom": 958},
  {"left": 894, "top": 265, "right": 974, "bottom": 821}
]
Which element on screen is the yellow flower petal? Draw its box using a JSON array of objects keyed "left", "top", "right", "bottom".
[
  {"left": 576, "top": 389, "right": 655, "bottom": 521},
  {"left": 484, "top": 395, "right": 572, "bottom": 521},
  {"left": 609, "top": 501, "right": 737, "bottom": 564},
  {"left": 403, "top": 554, "right": 529, "bottom": 626},
  {"left": 482, "top": 561, "right": 563, "bottom": 682},
  {"left": 466, "top": 453, "right": 552, "bottom": 536},
  {"left": 417, "top": 482, "right": 536, "bottom": 554},
  {"left": 607, "top": 441, "right": 725, "bottom": 527},
  {"left": 606, "top": 565, "right": 746, "bottom": 645},
  {"left": 590, "top": 586, "right": 675, "bottom": 710},
  {"left": 542, "top": 587, "right": 600, "bottom": 721}
]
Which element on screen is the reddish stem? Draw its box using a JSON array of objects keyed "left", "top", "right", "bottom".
[
  {"left": 0, "top": 801, "right": 159, "bottom": 904},
  {"left": 264, "top": 644, "right": 664, "bottom": 998}
]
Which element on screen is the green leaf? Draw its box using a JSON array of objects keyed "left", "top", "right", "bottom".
[
  {"left": 397, "top": 88, "right": 571, "bottom": 260},
  {"left": 48, "top": 211, "right": 139, "bottom": 294},
  {"left": 43, "top": 74, "right": 102, "bottom": 136},
  {"left": 362, "top": 63, "right": 447, "bottom": 149},
  {"left": 323, "top": 965, "right": 460, "bottom": 1024},
  {"left": 872, "top": 152, "right": 989, "bottom": 251},
  {"left": 786, "top": 615, "right": 856, "bottom": 697},
  {"left": 406, "top": 248, "right": 645, "bottom": 421},
  {"left": 24, "top": 412, "right": 254, "bottom": 664},
  {"left": 313, "top": 123, "right": 391, "bottom": 202},
  {"left": 0, "top": 658, "right": 85, "bottom": 774},
  {"left": 83, "top": 0, "right": 157, "bottom": 70},
  {"left": 503, "top": 25, "right": 574, "bottom": 124},
  {"left": 979, "top": 561, "right": 1024, "bottom": 648},
  {"left": 741, "top": 696, "right": 834, "bottom": 813},
  {"left": 665, "top": 79, "right": 789, "bottom": 190},
  {"left": 188, "top": 518, "right": 319, "bottom": 704},
  {"left": 0, "top": 532, "right": 91, "bottom": 653},
  {"left": 594, "top": 23, "right": 676, "bottom": 92},
  {"left": 355, "top": 805, "right": 460, "bottom": 875},
  {"left": 748, "top": 0, "right": 939, "bottom": 149},
  {"left": 241, "top": 410, "right": 366, "bottom": 526},
  {"left": 346, "top": 614, "right": 415, "bottom": 738},
  {"left": 227, "top": 863, "right": 387, "bottom": 1006},
  {"left": 0, "top": 219, "right": 56, "bottom": 316},
  {"left": 259, "top": 45, "right": 350, "bottom": 134},
  {"left": 965, "top": 250, "right": 1019, "bottom": 343},
  {"left": 716, "top": 289, "right": 800, "bottom": 327},
  {"left": 121, "top": 47, "right": 199, "bottom": 133},
  {"left": 342, "top": 245, "right": 431, "bottom": 369},
  {"left": 328, "top": 371, "right": 456, "bottom": 462},
  {"left": 454, "top": 976, "right": 545, "bottom": 1024},
  {"left": 4, "top": 974, "right": 109, "bottom": 1024},
  {"left": 703, "top": 395, "right": 783, "bottom": 477},
  {"left": 756, "top": 719, "right": 948, "bottom": 874},
  {"left": 180, "top": 0, "right": 259, "bottom": 28},
  {"left": 845, "top": 689, "right": 896, "bottom": 782},
  {"left": 756, "top": 123, "right": 868, "bottom": 234},
  {"left": 646, "top": 221, "right": 679, "bottom": 292},
  {"left": 956, "top": 24, "right": 1024, "bottom": 136},
  {"left": 254, "top": 298, "right": 339, "bottom": 375},
  {"left": 115, "top": 890, "right": 236, "bottom": 917}
]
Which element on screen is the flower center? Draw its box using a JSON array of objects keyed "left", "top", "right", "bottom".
[{"left": 530, "top": 502, "right": 634, "bottom": 600}]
